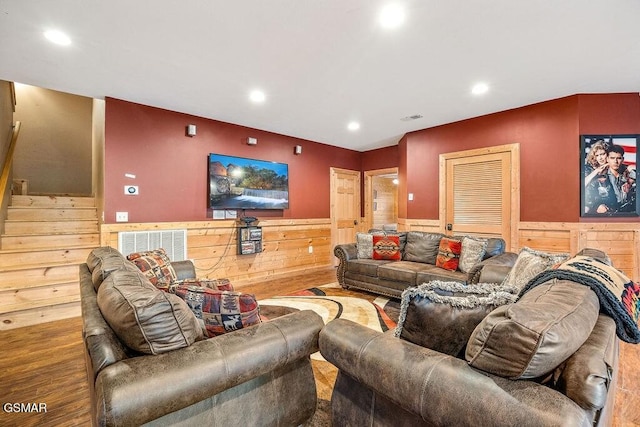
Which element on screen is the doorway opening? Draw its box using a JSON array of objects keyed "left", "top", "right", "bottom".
[{"left": 364, "top": 167, "right": 398, "bottom": 232}]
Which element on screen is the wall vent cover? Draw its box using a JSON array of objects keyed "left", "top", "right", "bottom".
[{"left": 118, "top": 229, "right": 187, "bottom": 261}]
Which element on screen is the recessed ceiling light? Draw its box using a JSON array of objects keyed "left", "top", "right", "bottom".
[
  {"left": 471, "top": 82, "right": 489, "bottom": 95},
  {"left": 44, "top": 30, "right": 71, "bottom": 46},
  {"left": 347, "top": 121, "right": 360, "bottom": 131},
  {"left": 379, "top": 3, "right": 405, "bottom": 29},
  {"left": 249, "top": 90, "right": 266, "bottom": 103}
]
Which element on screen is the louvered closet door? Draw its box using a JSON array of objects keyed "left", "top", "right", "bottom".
[{"left": 445, "top": 151, "right": 511, "bottom": 243}]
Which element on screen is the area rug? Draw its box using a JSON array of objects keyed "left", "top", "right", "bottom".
[{"left": 258, "top": 283, "right": 400, "bottom": 427}]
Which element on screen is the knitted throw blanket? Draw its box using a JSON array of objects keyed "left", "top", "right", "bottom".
[{"left": 519, "top": 255, "right": 640, "bottom": 344}]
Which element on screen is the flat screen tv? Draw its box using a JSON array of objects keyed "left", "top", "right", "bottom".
[{"left": 208, "top": 153, "right": 289, "bottom": 210}]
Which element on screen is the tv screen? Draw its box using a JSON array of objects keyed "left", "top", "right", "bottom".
[{"left": 208, "top": 153, "right": 289, "bottom": 210}]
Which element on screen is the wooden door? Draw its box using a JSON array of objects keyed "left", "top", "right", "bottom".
[
  {"left": 440, "top": 144, "right": 519, "bottom": 250},
  {"left": 330, "top": 167, "right": 361, "bottom": 265}
]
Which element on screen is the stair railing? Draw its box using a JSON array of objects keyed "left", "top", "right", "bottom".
[{"left": 0, "top": 121, "right": 22, "bottom": 222}]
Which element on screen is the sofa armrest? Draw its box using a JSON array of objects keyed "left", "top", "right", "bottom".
[
  {"left": 95, "top": 310, "right": 323, "bottom": 427},
  {"left": 334, "top": 243, "right": 358, "bottom": 285},
  {"left": 467, "top": 251, "right": 518, "bottom": 284},
  {"left": 556, "top": 315, "right": 618, "bottom": 413},
  {"left": 320, "top": 318, "right": 591, "bottom": 426},
  {"left": 172, "top": 260, "right": 196, "bottom": 280}
]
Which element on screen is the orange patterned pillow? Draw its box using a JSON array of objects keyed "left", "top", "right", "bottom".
[
  {"left": 372, "top": 235, "right": 401, "bottom": 261},
  {"left": 435, "top": 237, "right": 462, "bottom": 271}
]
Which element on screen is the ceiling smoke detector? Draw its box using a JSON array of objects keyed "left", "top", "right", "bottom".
[{"left": 400, "top": 114, "right": 423, "bottom": 122}]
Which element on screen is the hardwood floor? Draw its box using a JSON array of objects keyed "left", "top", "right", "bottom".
[{"left": 0, "top": 266, "right": 638, "bottom": 426}]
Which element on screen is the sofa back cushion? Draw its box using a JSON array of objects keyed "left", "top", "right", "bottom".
[
  {"left": 86, "top": 246, "right": 131, "bottom": 291},
  {"left": 465, "top": 279, "right": 600, "bottom": 379},
  {"left": 403, "top": 232, "right": 444, "bottom": 264},
  {"left": 483, "top": 237, "right": 506, "bottom": 259},
  {"left": 97, "top": 268, "right": 203, "bottom": 355}
]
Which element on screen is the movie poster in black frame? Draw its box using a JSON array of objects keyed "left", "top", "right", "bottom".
[{"left": 580, "top": 134, "right": 638, "bottom": 217}]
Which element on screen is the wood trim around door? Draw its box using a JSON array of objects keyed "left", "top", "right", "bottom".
[{"left": 439, "top": 143, "right": 520, "bottom": 250}]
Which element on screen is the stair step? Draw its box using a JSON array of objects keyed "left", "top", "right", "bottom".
[
  {"left": 10, "top": 195, "right": 95, "bottom": 208},
  {"left": 0, "top": 264, "right": 80, "bottom": 291},
  {"left": 0, "top": 282, "right": 80, "bottom": 314},
  {"left": 0, "top": 233, "right": 100, "bottom": 251},
  {"left": 7, "top": 207, "right": 97, "bottom": 221},
  {"left": 3, "top": 220, "right": 99, "bottom": 235},
  {"left": 0, "top": 247, "right": 94, "bottom": 271},
  {"left": 0, "top": 301, "right": 81, "bottom": 330}
]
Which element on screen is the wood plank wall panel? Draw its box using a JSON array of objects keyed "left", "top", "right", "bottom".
[
  {"left": 398, "top": 219, "right": 639, "bottom": 281},
  {"left": 100, "top": 219, "right": 333, "bottom": 286}
]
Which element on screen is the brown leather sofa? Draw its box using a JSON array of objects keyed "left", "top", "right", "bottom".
[
  {"left": 334, "top": 231, "right": 517, "bottom": 298},
  {"left": 320, "top": 249, "right": 619, "bottom": 427},
  {"left": 80, "top": 247, "right": 324, "bottom": 426}
]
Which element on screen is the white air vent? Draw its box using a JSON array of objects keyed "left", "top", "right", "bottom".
[
  {"left": 400, "top": 114, "right": 423, "bottom": 121},
  {"left": 118, "top": 229, "right": 187, "bottom": 261}
]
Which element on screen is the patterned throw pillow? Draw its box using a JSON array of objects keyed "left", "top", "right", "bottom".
[
  {"left": 174, "top": 285, "right": 261, "bottom": 337},
  {"left": 174, "top": 278, "right": 234, "bottom": 292},
  {"left": 127, "top": 248, "right": 178, "bottom": 290},
  {"left": 356, "top": 232, "right": 374, "bottom": 259},
  {"left": 502, "top": 247, "right": 570, "bottom": 292},
  {"left": 435, "top": 237, "right": 463, "bottom": 271},
  {"left": 459, "top": 236, "right": 488, "bottom": 274},
  {"left": 372, "top": 235, "right": 401, "bottom": 260}
]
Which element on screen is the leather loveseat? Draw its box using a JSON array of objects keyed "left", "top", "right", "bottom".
[
  {"left": 319, "top": 249, "right": 619, "bottom": 427},
  {"left": 80, "top": 247, "right": 324, "bottom": 426},
  {"left": 334, "top": 230, "right": 517, "bottom": 298}
]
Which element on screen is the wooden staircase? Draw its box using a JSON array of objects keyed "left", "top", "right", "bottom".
[{"left": 0, "top": 195, "right": 99, "bottom": 330}]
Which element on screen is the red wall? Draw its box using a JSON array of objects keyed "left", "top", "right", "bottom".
[
  {"left": 361, "top": 145, "right": 399, "bottom": 171},
  {"left": 104, "top": 98, "right": 361, "bottom": 223},
  {"left": 403, "top": 93, "right": 640, "bottom": 222}
]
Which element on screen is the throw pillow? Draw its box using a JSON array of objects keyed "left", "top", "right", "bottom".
[
  {"left": 173, "top": 278, "right": 234, "bottom": 293},
  {"left": 372, "top": 235, "right": 401, "bottom": 260},
  {"left": 435, "top": 237, "right": 462, "bottom": 271},
  {"left": 97, "top": 267, "right": 203, "bottom": 355},
  {"left": 127, "top": 248, "right": 178, "bottom": 290},
  {"left": 395, "top": 281, "right": 519, "bottom": 355},
  {"left": 502, "top": 247, "right": 570, "bottom": 292},
  {"left": 174, "top": 285, "right": 261, "bottom": 337},
  {"left": 403, "top": 232, "right": 444, "bottom": 264},
  {"left": 465, "top": 279, "right": 600, "bottom": 379},
  {"left": 458, "top": 236, "right": 488, "bottom": 274},
  {"left": 356, "top": 232, "right": 374, "bottom": 259}
]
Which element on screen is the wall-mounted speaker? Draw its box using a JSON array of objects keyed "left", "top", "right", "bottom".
[
  {"left": 294, "top": 145, "right": 302, "bottom": 155},
  {"left": 186, "top": 124, "right": 197, "bottom": 137}
]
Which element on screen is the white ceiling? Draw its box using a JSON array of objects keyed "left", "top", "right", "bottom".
[{"left": 1, "top": 1, "right": 639, "bottom": 152}]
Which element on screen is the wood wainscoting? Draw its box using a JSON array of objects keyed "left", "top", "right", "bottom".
[
  {"left": 398, "top": 219, "right": 639, "bottom": 281},
  {"left": 100, "top": 218, "right": 333, "bottom": 286}
]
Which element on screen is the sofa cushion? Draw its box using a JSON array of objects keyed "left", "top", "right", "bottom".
[
  {"left": 174, "top": 285, "right": 261, "bottom": 337},
  {"left": 459, "top": 237, "right": 488, "bottom": 274},
  {"left": 97, "top": 268, "right": 203, "bottom": 355},
  {"left": 403, "top": 232, "right": 443, "bottom": 264},
  {"left": 372, "top": 235, "right": 401, "bottom": 261},
  {"left": 483, "top": 237, "right": 506, "bottom": 259},
  {"left": 465, "top": 279, "right": 600, "bottom": 379},
  {"left": 86, "top": 246, "right": 131, "bottom": 291},
  {"left": 378, "top": 261, "right": 433, "bottom": 285},
  {"left": 502, "top": 247, "right": 569, "bottom": 292},
  {"left": 127, "top": 248, "right": 178, "bottom": 289},
  {"left": 435, "top": 237, "right": 462, "bottom": 271},
  {"left": 346, "top": 258, "right": 391, "bottom": 277},
  {"left": 416, "top": 266, "right": 467, "bottom": 284}
]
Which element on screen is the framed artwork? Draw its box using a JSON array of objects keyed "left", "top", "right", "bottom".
[{"left": 580, "top": 134, "right": 638, "bottom": 217}]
